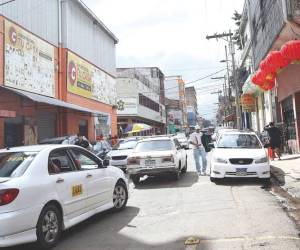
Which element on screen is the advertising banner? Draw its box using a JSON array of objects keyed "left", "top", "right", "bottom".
[
  {"left": 67, "top": 51, "right": 117, "bottom": 105},
  {"left": 4, "top": 20, "right": 55, "bottom": 97}
]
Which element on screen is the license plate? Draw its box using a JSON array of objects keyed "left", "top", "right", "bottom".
[
  {"left": 145, "top": 159, "right": 156, "bottom": 166},
  {"left": 236, "top": 168, "right": 247, "bottom": 176}
]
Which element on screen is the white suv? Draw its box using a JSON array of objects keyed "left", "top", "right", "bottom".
[{"left": 127, "top": 136, "right": 187, "bottom": 185}]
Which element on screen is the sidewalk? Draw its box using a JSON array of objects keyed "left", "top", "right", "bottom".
[{"left": 271, "top": 154, "right": 300, "bottom": 198}]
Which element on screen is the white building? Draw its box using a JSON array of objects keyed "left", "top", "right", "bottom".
[{"left": 116, "top": 68, "right": 166, "bottom": 135}]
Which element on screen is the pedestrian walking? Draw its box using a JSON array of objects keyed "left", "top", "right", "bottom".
[
  {"left": 264, "top": 122, "right": 282, "bottom": 160},
  {"left": 189, "top": 125, "right": 207, "bottom": 175}
]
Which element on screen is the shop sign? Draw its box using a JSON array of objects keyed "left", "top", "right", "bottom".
[
  {"left": 67, "top": 51, "right": 117, "bottom": 105},
  {"left": 4, "top": 19, "right": 55, "bottom": 97},
  {"left": 241, "top": 94, "right": 255, "bottom": 112}
]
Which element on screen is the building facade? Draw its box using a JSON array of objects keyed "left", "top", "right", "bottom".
[
  {"left": 0, "top": 0, "right": 118, "bottom": 147},
  {"left": 165, "top": 77, "right": 187, "bottom": 133},
  {"left": 116, "top": 67, "right": 166, "bottom": 135},
  {"left": 185, "top": 86, "right": 198, "bottom": 128},
  {"left": 240, "top": 0, "right": 300, "bottom": 153}
]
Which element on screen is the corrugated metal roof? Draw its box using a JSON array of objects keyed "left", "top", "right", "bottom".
[{"left": 76, "top": 0, "right": 119, "bottom": 44}]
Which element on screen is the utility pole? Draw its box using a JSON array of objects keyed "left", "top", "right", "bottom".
[{"left": 206, "top": 31, "right": 242, "bottom": 130}]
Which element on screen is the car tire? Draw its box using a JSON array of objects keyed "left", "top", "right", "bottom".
[
  {"left": 36, "top": 204, "right": 62, "bottom": 249},
  {"left": 210, "top": 177, "right": 220, "bottom": 184},
  {"left": 113, "top": 181, "right": 128, "bottom": 212},
  {"left": 173, "top": 164, "right": 181, "bottom": 180},
  {"left": 131, "top": 175, "right": 140, "bottom": 185},
  {"left": 181, "top": 157, "right": 187, "bottom": 173},
  {"left": 261, "top": 177, "right": 271, "bottom": 186}
]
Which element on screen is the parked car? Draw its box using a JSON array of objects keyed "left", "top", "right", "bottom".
[
  {"left": 174, "top": 132, "right": 189, "bottom": 149},
  {"left": 211, "top": 127, "right": 237, "bottom": 141},
  {"left": 210, "top": 131, "right": 270, "bottom": 184},
  {"left": 127, "top": 136, "right": 187, "bottom": 185},
  {"left": 93, "top": 140, "right": 112, "bottom": 164},
  {"left": 0, "top": 145, "right": 128, "bottom": 248},
  {"left": 39, "top": 135, "right": 93, "bottom": 151},
  {"left": 106, "top": 137, "right": 140, "bottom": 172}
]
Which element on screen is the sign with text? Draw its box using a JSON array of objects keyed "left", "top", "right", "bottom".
[
  {"left": 67, "top": 51, "right": 117, "bottom": 105},
  {"left": 241, "top": 94, "right": 256, "bottom": 112},
  {"left": 4, "top": 19, "right": 55, "bottom": 97}
]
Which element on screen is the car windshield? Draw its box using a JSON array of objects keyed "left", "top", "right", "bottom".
[
  {"left": 217, "top": 134, "right": 262, "bottom": 149},
  {"left": 135, "top": 140, "right": 173, "bottom": 152},
  {"left": 113, "top": 140, "right": 137, "bottom": 150},
  {"left": 0, "top": 152, "right": 37, "bottom": 178}
]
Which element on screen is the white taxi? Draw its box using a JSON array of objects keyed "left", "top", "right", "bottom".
[
  {"left": 210, "top": 131, "right": 270, "bottom": 184},
  {"left": 0, "top": 145, "right": 128, "bottom": 249},
  {"left": 127, "top": 136, "right": 187, "bottom": 185}
]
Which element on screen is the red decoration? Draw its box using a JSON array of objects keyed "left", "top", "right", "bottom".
[
  {"left": 281, "top": 40, "right": 300, "bottom": 63},
  {"left": 252, "top": 70, "right": 274, "bottom": 86},
  {"left": 260, "top": 51, "right": 289, "bottom": 73}
]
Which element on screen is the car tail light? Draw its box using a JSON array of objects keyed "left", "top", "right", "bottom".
[
  {"left": 0, "top": 189, "right": 19, "bottom": 206},
  {"left": 162, "top": 156, "right": 174, "bottom": 163},
  {"left": 127, "top": 157, "right": 140, "bottom": 165}
]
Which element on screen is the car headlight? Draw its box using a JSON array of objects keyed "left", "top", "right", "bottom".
[
  {"left": 255, "top": 156, "right": 268, "bottom": 164},
  {"left": 214, "top": 157, "right": 228, "bottom": 164}
]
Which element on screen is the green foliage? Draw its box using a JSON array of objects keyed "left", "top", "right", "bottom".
[{"left": 232, "top": 10, "right": 242, "bottom": 51}]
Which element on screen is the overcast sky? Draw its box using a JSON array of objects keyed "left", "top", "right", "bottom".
[{"left": 84, "top": 0, "right": 244, "bottom": 120}]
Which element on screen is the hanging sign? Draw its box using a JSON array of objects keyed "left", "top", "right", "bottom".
[{"left": 241, "top": 94, "right": 255, "bottom": 112}]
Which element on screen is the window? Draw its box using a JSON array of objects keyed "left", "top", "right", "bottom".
[
  {"left": 139, "top": 93, "right": 159, "bottom": 112},
  {"left": 217, "top": 134, "right": 261, "bottom": 149},
  {"left": 0, "top": 152, "right": 37, "bottom": 178},
  {"left": 70, "top": 148, "right": 101, "bottom": 170},
  {"left": 135, "top": 140, "right": 173, "bottom": 152},
  {"left": 48, "top": 150, "right": 75, "bottom": 174}
]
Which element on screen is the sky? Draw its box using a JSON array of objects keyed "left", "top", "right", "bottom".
[{"left": 83, "top": 0, "right": 244, "bottom": 120}]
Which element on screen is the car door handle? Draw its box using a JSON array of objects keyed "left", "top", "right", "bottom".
[
  {"left": 86, "top": 173, "right": 93, "bottom": 178},
  {"left": 56, "top": 178, "right": 64, "bottom": 183}
]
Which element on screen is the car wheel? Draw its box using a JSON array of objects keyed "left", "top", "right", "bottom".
[
  {"left": 210, "top": 177, "right": 220, "bottom": 184},
  {"left": 181, "top": 158, "right": 187, "bottom": 173},
  {"left": 261, "top": 177, "right": 271, "bottom": 186},
  {"left": 131, "top": 175, "right": 140, "bottom": 185},
  {"left": 113, "top": 181, "right": 128, "bottom": 211},
  {"left": 36, "top": 204, "right": 62, "bottom": 249}
]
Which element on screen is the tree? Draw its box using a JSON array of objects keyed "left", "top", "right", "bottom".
[{"left": 232, "top": 10, "right": 242, "bottom": 50}]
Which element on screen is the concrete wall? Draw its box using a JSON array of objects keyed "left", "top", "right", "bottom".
[{"left": 248, "top": 0, "right": 285, "bottom": 69}]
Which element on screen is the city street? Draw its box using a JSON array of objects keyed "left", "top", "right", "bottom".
[{"left": 8, "top": 150, "right": 300, "bottom": 250}]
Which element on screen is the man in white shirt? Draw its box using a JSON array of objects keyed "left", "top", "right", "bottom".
[{"left": 189, "top": 125, "right": 207, "bottom": 175}]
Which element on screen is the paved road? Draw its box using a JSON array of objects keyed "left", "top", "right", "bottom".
[{"left": 9, "top": 150, "right": 300, "bottom": 250}]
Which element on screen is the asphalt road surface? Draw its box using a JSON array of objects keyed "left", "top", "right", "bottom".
[{"left": 8, "top": 150, "right": 300, "bottom": 250}]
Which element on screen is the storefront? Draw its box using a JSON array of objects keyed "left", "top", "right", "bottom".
[{"left": 0, "top": 17, "right": 117, "bottom": 147}]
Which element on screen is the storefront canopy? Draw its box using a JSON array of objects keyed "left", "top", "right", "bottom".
[
  {"left": 1, "top": 86, "right": 107, "bottom": 117},
  {"left": 242, "top": 74, "right": 263, "bottom": 96}
]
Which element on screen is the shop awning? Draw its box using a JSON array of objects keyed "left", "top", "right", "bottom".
[
  {"left": 242, "top": 74, "right": 263, "bottom": 96},
  {"left": 1, "top": 86, "right": 107, "bottom": 117}
]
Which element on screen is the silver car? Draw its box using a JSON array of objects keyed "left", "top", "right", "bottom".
[{"left": 106, "top": 138, "right": 140, "bottom": 172}]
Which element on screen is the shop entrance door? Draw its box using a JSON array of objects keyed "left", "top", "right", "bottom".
[
  {"left": 79, "top": 120, "right": 88, "bottom": 138},
  {"left": 37, "top": 112, "right": 56, "bottom": 141},
  {"left": 4, "top": 116, "right": 24, "bottom": 147}
]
